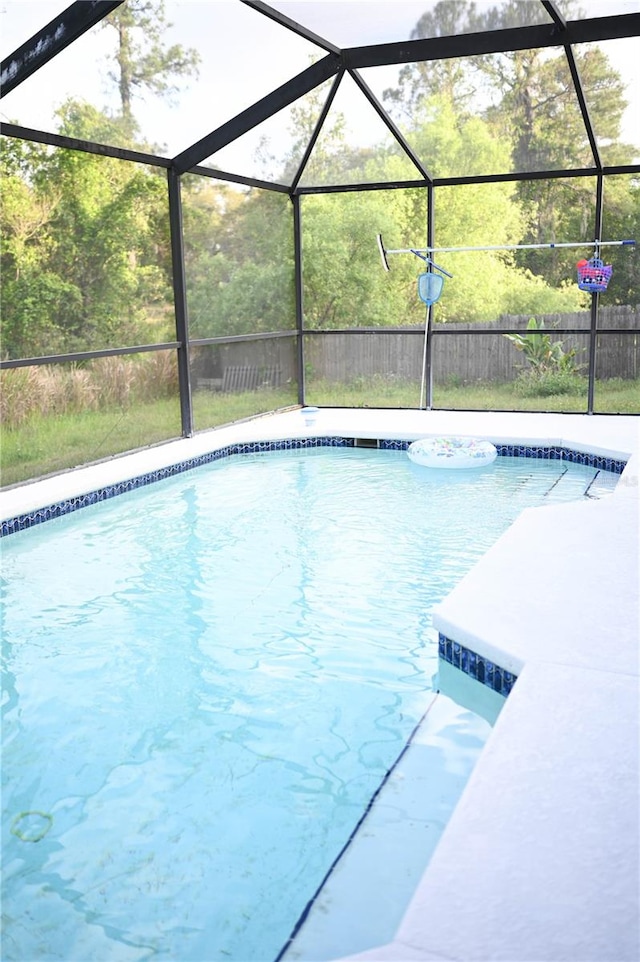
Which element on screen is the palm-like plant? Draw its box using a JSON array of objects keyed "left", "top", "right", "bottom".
[{"left": 504, "top": 317, "right": 578, "bottom": 375}]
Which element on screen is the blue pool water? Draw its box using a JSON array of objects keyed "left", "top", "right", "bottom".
[{"left": 0, "top": 448, "right": 618, "bottom": 961}]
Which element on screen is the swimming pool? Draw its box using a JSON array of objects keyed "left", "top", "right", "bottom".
[{"left": 0, "top": 446, "right": 622, "bottom": 961}]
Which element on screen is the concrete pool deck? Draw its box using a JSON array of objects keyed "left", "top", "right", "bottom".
[{"left": 1, "top": 409, "right": 638, "bottom": 962}]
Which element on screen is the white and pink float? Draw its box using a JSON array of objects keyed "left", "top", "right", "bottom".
[{"left": 408, "top": 436, "right": 497, "bottom": 469}]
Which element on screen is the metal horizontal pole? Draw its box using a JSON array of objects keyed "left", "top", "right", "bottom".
[
  {"left": 1, "top": 342, "right": 179, "bottom": 369},
  {"left": 426, "top": 328, "right": 636, "bottom": 336},
  {"left": 189, "top": 331, "right": 297, "bottom": 347},
  {"left": 299, "top": 327, "right": 639, "bottom": 336}
]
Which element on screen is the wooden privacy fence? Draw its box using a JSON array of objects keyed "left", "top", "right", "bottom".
[
  {"left": 305, "top": 306, "right": 639, "bottom": 384},
  {"left": 191, "top": 307, "right": 638, "bottom": 392}
]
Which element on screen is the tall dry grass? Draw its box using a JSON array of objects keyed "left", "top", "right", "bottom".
[{"left": 1, "top": 351, "right": 178, "bottom": 430}]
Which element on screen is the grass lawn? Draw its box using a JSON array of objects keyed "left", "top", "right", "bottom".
[
  {"left": 2, "top": 379, "right": 638, "bottom": 488},
  {"left": 306, "top": 376, "right": 640, "bottom": 413},
  {"left": 0, "top": 389, "right": 297, "bottom": 488}
]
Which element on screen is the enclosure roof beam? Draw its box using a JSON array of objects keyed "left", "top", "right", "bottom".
[
  {"left": 188, "top": 164, "right": 291, "bottom": 194},
  {"left": 564, "top": 44, "right": 602, "bottom": 171},
  {"left": 290, "top": 71, "right": 344, "bottom": 193},
  {"left": 5, "top": 118, "right": 635, "bottom": 196},
  {"left": 0, "top": 0, "right": 124, "bottom": 98},
  {"left": 432, "top": 164, "right": 640, "bottom": 186},
  {"left": 291, "top": 162, "right": 640, "bottom": 196},
  {"left": 0, "top": 122, "right": 171, "bottom": 168},
  {"left": 540, "top": 1, "right": 567, "bottom": 31},
  {"left": 240, "top": 0, "right": 340, "bottom": 55},
  {"left": 172, "top": 53, "right": 341, "bottom": 174},
  {"left": 294, "top": 180, "right": 431, "bottom": 196},
  {"left": 348, "top": 68, "right": 434, "bottom": 183},
  {"left": 539, "top": 3, "right": 603, "bottom": 171},
  {"left": 342, "top": 14, "right": 640, "bottom": 69},
  {"left": 540, "top": 5, "right": 603, "bottom": 172}
]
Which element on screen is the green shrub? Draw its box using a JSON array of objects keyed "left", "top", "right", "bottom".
[
  {"left": 503, "top": 316, "right": 587, "bottom": 396},
  {"left": 513, "top": 370, "right": 586, "bottom": 397}
]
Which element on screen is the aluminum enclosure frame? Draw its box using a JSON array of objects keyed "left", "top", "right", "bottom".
[{"left": 1, "top": 0, "right": 639, "bottom": 430}]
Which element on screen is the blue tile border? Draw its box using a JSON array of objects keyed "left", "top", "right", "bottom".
[
  {"left": 0, "top": 436, "right": 354, "bottom": 538},
  {"left": 377, "top": 439, "right": 409, "bottom": 451},
  {"left": 438, "top": 632, "right": 518, "bottom": 697},
  {"left": 379, "top": 438, "right": 627, "bottom": 474},
  {"left": 493, "top": 444, "right": 627, "bottom": 474},
  {"left": 1, "top": 437, "right": 627, "bottom": 538}
]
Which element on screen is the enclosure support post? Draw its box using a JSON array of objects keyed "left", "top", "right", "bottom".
[
  {"left": 586, "top": 175, "right": 604, "bottom": 415},
  {"left": 167, "top": 167, "right": 194, "bottom": 437},
  {"left": 293, "top": 194, "right": 306, "bottom": 406},
  {"left": 424, "top": 184, "right": 436, "bottom": 410}
]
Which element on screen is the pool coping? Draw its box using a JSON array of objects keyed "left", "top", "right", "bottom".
[
  {"left": 0, "top": 436, "right": 629, "bottom": 538},
  {"left": 326, "top": 416, "right": 637, "bottom": 962},
  {"left": 2, "top": 408, "right": 639, "bottom": 962}
]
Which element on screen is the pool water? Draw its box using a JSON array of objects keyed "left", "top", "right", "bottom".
[{"left": 0, "top": 448, "right": 618, "bottom": 962}]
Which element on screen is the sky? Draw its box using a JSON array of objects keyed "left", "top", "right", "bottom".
[
  {"left": 1, "top": 0, "right": 638, "bottom": 161},
  {"left": 0, "top": 1, "right": 442, "bottom": 157}
]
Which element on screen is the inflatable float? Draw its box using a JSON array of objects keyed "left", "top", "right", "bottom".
[{"left": 408, "top": 436, "right": 497, "bottom": 469}]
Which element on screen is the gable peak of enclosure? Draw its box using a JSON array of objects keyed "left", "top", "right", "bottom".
[{"left": 1, "top": 1, "right": 639, "bottom": 191}]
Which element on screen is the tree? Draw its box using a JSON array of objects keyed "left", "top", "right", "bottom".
[
  {"left": 383, "top": 0, "right": 551, "bottom": 121},
  {"left": 1, "top": 1, "right": 200, "bottom": 361},
  {"left": 599, "top": 175, "right": 640, "bottom": 306},
  {"left": 0, "top": 137, "right": 81, "bottom": 358},
  {"left": 0, "top": 100, "right": 174, "bottom": 359},
  {"left": 382, "top": 0, "right": 635, "bottom": 295},
  {"left": 300, "top": 189, "right": 418, "bottom": 329},
  {"left": 101, "top": 0, "right": 200, "bottom": 133},
  {"left": 183, "top": 182, "right": 295, "bottom": 338},
  {"left": 42, "top": 122, "right": 172, "bottom": 347}
]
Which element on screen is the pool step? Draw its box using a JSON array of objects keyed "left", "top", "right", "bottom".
[
  {"left": 543, "top": 468, "right": 617, "bottom": 503},
  {"left": 584, "top": 469, "right": 620, "bottom": 500},
  {"left": 279, "top": 692, "right": 493, "bottom": 962}
]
